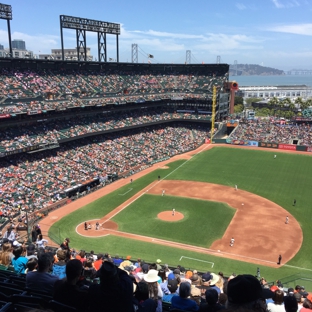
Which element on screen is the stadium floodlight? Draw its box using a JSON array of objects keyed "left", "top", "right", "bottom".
[
  {"left": 0, "top": 3, "right": 12, "bottom": 20},
  {"left": 0, "top": 3, "right": 12, "bottom": 57},
  {"left": 60, "top": 15, "right": 120, "bottom": 63}
]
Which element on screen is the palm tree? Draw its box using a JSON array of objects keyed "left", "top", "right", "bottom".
[
  {"left": 268, "top": 97, "right": 279, "bottom": 116},
  {"left": 288, "top": 103, "right": 295, "bottom": 114}
]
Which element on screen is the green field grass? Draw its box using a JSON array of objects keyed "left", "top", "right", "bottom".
[
  {"left": 49, "top": 146, "right": 312, "bottom": 284},
  {"left": 112, "top": 194, "right": 235, "bottom": 247}
]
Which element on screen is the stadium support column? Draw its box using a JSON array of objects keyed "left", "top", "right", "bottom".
[
  {"left": 98, "top": 32, "right": 107, "bottom": 62},
  {"left": 0, "top": 4, "right": 13, "bottom": 57},
  {"left": 7, "top": 19, "right": 12, "bottom": 57},
  {"left": 210, "top": 85, "right": 217, "bottom": 142},
  {"left": 228, "top": 81, "right": 239, "bottom": 115},
  {"left": 116, "top": 34, "right": 119, "bottom": 63}
]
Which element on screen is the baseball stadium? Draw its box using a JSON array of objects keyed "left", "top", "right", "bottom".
[{"left": 0, "top": 6, "right": 312, "bottom": 311}]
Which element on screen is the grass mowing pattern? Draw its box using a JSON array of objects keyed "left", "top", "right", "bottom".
[
  {"left": 112, "top": 194, "right": 235, "bottom": 247},
  {"left": 49, "top": 146, "right": 312, "bottom": 281}
]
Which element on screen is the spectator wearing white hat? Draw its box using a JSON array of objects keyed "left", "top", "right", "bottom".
[{"left": 143, "top": 269, "right": 163, "bottom": 310}]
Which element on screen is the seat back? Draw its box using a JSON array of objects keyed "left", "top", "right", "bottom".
[{"left": 48, "top": 300, "right": 77, "bottom": 312}]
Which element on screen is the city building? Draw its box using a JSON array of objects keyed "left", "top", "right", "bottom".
[
  {"left": 286, "top": 69, "right": 312, "bottom": 75},
  {"left": 237, "top": 85, "right": 312, "bottom": 100},
  {"left": 0, "top": 47, "right": 33, "bottom": 58},
  {"left": 11, "top": 39, "right": 26, "bottom": 50},
  {"left": 39, "top": 48, "right": 93, "bottom": 61}
]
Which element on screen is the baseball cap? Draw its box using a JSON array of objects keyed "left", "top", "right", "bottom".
[
  {"left": 202, "top": 272, "right": 212, "bottom": 282},
  {"left": 168, "top": 273, "right": 175, "bottom": 281}
]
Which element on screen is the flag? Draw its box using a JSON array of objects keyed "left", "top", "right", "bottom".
[{"left": 147, "top": 54, "right": 154, "bottom": 58}]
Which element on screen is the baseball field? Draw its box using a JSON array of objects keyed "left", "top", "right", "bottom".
[{"left": 46, "top": 145, "right": 312, "bottom": 286}]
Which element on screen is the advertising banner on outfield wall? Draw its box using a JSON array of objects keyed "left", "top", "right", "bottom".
[
  {"left": 278, "top": 144, "right": 297, "bottom": 151},
  {"left": 226, "top": 138, "right": 249, "bottom": 145},
  {"left": 247, "top": 141, "right": 258, "bottom": 147},
  {"left": 307, "top": 147, "right": 312, "bottom": 152},
  {"left": 296, "top": 145, "right": 307, "bottom": 152},
  {"left": 259, "top": 142, "right": 278, "bottom": 149}
]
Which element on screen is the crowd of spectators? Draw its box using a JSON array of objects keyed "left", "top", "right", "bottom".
[
  {"left": 230, "top": 119, "right": 312, "bottom": 146},
  {"left": 0, "top": 234, "right": 308, "bottom": 312},
  {"left": 0, "top": 108, "right": 211, "bottom": 152},
  {"left": 0, "top": 68, "right": 227, "bottom": 108},
  {"left": 0, "top": 122, "right": 209, "bottom": 222}
]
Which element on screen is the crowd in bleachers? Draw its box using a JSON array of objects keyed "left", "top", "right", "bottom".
[
  {"left": 0, "top": 229, "right": 308, "bottom": 311},
  {"left": 230, "top": 119, "right": 312, "bottom": 146},
  {"left": 0, "top": 108, "right": 211, "bottom": 152},
  {"left": 0, "top": 68, "right": 227, "bottom": 107},
  {"left": 0, "top": 122, "right": 209, "bottom": 222}
]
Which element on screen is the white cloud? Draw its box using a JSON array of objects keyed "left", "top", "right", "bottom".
[
  {"left": 236, "top": 3, "right": 247, "bottom": 10},
  {"left": 271, "top": 0, "right": 300, "bottom": 8},
  {"left": 130, "top": 29, "right": 204, "bottom": 40},
  {"left": 266, "top": 23, "right": 312, "bottom": 35},
  {"left": 0, "top": 30, "right": 59, "bottom": 53}
]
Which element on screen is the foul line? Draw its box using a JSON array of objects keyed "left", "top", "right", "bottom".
[
  {"left": 283, "top": 264, "right": 312, "bottom": 272},
  {"left": 118, "top": 188, "right": 133, "bottom": 196},
  {"left": 106, "top": 144, "right": 210, "bottom": 221},
  {"left": 179, "top": 256, "right": 214, "bottom": 268}
]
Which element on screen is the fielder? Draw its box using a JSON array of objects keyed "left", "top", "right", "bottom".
[
  {"left": 235, "top": 185, "right": 238, "bottom": 191},
  {"left": 162, "top": 189, "right": 165, "bottom": 196},
  {"left": 230, "top": 237, "right": 235, "bottom": 247},
  {"left": 172, "top": 208, "right": 175, "bottom": 216},
  {"left": 285, "top": 216, "right": 289, "bottom": 224}
]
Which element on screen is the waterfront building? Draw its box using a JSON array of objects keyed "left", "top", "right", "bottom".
[{"left": 237, "top": 85, "right": 312, "bottom": 99}]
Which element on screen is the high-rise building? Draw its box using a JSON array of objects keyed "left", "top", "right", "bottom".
[
  {"left": 0, "top": 44, "right": 3, "bottom": 50},
  {"left": 12, "top": 39, "right": 26, "bottom": 50}
]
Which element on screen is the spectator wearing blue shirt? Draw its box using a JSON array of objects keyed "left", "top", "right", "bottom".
[
  {"left": 171, "top": 281, "right": 199, "bottom": 311},
  {"left": 12, "top": 246, "right": 28, "bottom": 274}
]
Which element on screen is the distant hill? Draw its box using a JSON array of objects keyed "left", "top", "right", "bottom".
[{"left": 229, "top": 64, "right": 284, "bottom": 76}]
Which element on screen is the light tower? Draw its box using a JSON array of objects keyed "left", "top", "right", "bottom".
[{"left": 0, "top": 3, "right": 13, "bottom": 57}]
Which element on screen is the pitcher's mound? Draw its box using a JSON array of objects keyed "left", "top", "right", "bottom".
[{"left": 158, "top": 211, "right": 184, "bottom": 221}]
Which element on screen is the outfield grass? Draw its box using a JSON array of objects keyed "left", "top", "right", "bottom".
[{"left": 49, "top": 146, "right": 312, "bottom": 283}]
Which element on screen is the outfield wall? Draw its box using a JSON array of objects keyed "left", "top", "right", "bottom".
[{"left": 212, "top": 138, "right": 311, "bottom": 153}]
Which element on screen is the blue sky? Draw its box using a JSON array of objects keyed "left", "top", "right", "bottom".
[{"left": 0, "top": 0, "right": 312, "bottom": 70}]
